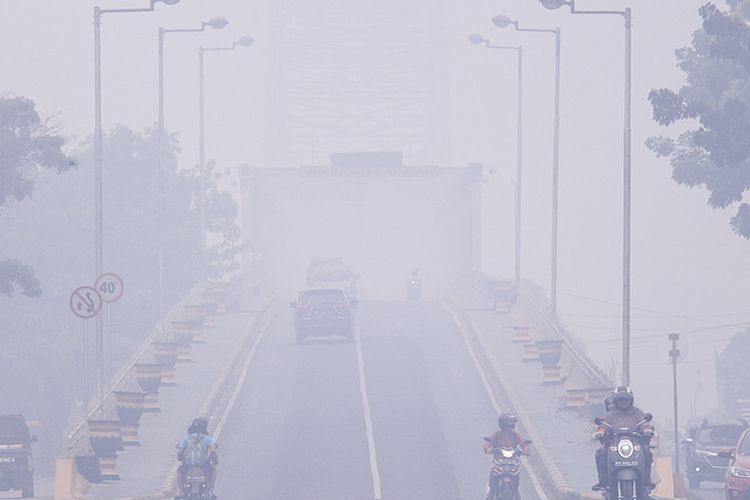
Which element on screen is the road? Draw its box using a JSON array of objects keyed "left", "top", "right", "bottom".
[
  {"left": 216, "top": 300, "right": 540, "bottom": 500},
  {"left": 690, "top": 481, "right": 725, "bottom": 500}
]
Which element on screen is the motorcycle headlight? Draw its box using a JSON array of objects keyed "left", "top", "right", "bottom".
[
  {"left": 729, "top": 466, "right": 750, "bottom": 479},
  {"left": 617, "top": 438, "right": 634, "bottom": 459},
  {"left": 501, "top": 449, "right": 514, "bottom": 458}
]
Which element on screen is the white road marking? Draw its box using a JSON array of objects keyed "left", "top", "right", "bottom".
[
  {"left": 445, "top": 305, "right": 550, "bottom": 500},
  {"left": 213, "top": 311, "right": 274, "bottom": 440},
  {"left": 159, "top": 311, "right": 273, "bottom": 497},
  {"left": 354, "top": 326, "right": 383, "bottom": 500}
]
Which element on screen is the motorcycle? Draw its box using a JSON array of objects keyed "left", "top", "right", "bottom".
[
  {"left": 484, "top": 438, "right": 532, "bottom": 500},
  {"left": 595, "top": 413, "right": 653, "bottom": 500},
  {"left": 407, "top": 279, "right": 422, "bottom": 300},
  {"left": 180, "top": 465, "right": 214, "bottom": 500}
]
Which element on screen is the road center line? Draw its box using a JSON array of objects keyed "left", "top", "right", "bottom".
[{"left": 354, "top": 325, "right": 383, "bottom": 500}]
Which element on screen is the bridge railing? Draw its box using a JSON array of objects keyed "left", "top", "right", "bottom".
[
  {"left": 454, "top": 271, "right": 612, "bottom": 389},
  {"left": 517, "top": 284, "right": 612, "bottom": 388},
  {"left": 65, "top": 282, "right": 203, "bottom": 454}
]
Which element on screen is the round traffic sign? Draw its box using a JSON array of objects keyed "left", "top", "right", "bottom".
[
  {"left": 224, "top": 224, "right": 241, "bottom": 242},
  {"left": 69, "top": 286, "right": 103, "bottom": 319},
  {"left": 95, "top": 273, "right": 124, "bottom": 303}
]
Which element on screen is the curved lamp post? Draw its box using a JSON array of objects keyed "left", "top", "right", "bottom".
[
  {"left": 469, "top": 34, "right": 524, "bottom": 291},
  {"left": 156, "top": 16, "right": 229, "bottom": 333},
  {"left": 540, "top": 0, "right": 633, "bottom": 386},
  {"left": 91, "top": 0, "right": 180, "bottom": 414},
  {"left": 197, "top": 36, "right": 254, "bottom": 278},
  {"left": 493, "top": 14, "right": 562, "bottom": 319}
]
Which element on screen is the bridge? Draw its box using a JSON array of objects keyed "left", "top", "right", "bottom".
[{"left": 41, "top": 148, "right": 712, "bottom": 500}]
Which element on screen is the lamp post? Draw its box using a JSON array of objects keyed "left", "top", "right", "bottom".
[
  {"left": 92, "top": 0, "right": 180, "bottom": 408},
  {"left": 493, "top": 15, "right": 561, "bottom": 319},
  {"left": 469, "top": 34, "right": 524, "bottom": 290},
  {"left": 540, "top": 0, "right": 633, "bottom": 386},
  {"left": 198, "top": 36, "right": 254, "bottom": 279},
  {"left": 669, "top": 333, "right": 681, "bottom": 473},
  {"left": 156, "top": 16, "right": 228, "bottom": 333}
]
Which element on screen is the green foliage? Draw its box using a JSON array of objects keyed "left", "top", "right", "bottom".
[
  {"left": 648, "top": 2, "right": 750, "bottom": 238},
  {"left": 192, "top": 161, "right": 244, "bottom": 278},
  {"left": 717, "top": 328, "right": 750, "bottom": 416},
  {"left": 0, "top": 96, "right": 73, "bottom": 298},
  {"left": 0, "top": 97, "right": 73, "bottom": 208},
  {"left": 0, "top": 259, "right": 41, "bottom": 298}
]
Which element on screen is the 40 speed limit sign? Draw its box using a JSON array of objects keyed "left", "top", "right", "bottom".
[{"left": 95, "top": 273, "right": 124, "bottom": 303}]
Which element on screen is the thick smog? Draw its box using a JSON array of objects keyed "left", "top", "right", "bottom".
[{"left": 0, "top": 1, "right": 748, "bottom": 500}]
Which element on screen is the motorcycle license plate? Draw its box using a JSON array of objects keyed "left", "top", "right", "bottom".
[
  {"left": 615, "top": 461, "right": 639, "bottom": 467},
  {"left": 496, "top": 459, "right": 516, "bottom": 465}
]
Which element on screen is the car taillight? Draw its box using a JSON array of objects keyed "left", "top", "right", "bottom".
[
  {"left": 299, "top": 302, "right": 313, "bottom": 314},
  {"left": 332, "top": 305, "right": 347, "bottom": 316}
]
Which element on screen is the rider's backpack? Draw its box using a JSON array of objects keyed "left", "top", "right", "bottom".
[{"left": 183, "top": 434, "right": 210, "bottom": 466}]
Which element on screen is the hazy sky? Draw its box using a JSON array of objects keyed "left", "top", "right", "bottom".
[{"left": 2, "top": 0, "right": 748, "bottom": 423}]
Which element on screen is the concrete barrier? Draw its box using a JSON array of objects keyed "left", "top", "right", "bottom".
[
  {"left": 54, "top": 457, "right": 91, "bottom": 500},
  {"left": 652, "top": 455, "right": 676, "bottom": 499},
  {"left": 88, "top": 420, "right": 124, "bottom": 480},
  {"left": 114, "top": 391, "right": 146, "bottom": 446},
  {"left": 135, "top": 364, "right": 163, "bottom": 413},
  {"left": 522, "top": 342, "right": 540, "bottom": 361},
  {"left": 565, "top": 388, "right": 589, "bottom": 408}
]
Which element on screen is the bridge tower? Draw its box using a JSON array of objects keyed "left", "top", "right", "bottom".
[{"left": 265, "top": 0, "right": 449, "bottom": 167}]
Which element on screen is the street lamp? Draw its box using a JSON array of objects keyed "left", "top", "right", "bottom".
[
  {"left": 198, "top": 36, "right": 254, "bottom": 278},
  {"left": 157, "top": 16, "right": 229, "bottom": 333},
  {"left": 540, "top": 0, "right": 633, "bottom": 385},
  {"left": 469, "top": 35, "right": 524, "bottom": 290},
  {"left": 92, "top": 0, "right": 180, "bottom": 412},
  {"left": 493, "top": 15, "right": 562, "bottom": 319}
]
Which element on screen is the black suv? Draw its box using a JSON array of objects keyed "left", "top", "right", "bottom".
[
  {"left": 685, "top": 417, "right": 747, "bottom": 489},
  {"left": 0, "top": 415, "right": 36, "bottom": 498},
  {"left": 291, "top": 288, "right": 355, "bottom": 343}
]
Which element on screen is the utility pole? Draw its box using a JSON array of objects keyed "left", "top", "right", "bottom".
[{"left": 669, "top": 332, "right": 681, "bottom": 473}]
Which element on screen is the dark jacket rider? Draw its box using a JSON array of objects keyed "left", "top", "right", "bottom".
[{"left": 593, "top": 386, "right": 655, "bottom": 492}]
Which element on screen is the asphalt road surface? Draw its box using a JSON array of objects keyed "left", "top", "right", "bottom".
[
  {"left": 689, "top": 481, "right": 725, "bottom": 500},
  {"left": 216, "top": 300, "right": 540, "bottom": 500}
]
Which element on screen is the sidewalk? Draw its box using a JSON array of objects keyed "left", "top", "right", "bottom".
[{"left": 86, "top": 291, "right": 269, "bottom": 500}]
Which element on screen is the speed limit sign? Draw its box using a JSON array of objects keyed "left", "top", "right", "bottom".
[{"left": 95, "top": 273, "right": 124, "bottom": 303}]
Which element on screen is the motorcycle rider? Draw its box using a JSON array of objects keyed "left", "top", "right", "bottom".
[
  {"left": 176, "top": 417, "right": 218, "bottom": 500},
  {"left": 592, "top": 386, "right": 655, "bottom": 492},
  {"left": 484, "top": 411, "right": 530, "bottom": 498}
]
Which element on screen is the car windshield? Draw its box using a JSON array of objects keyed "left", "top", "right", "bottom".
[
  {"left": 299, "top": 289, "right": 347, "bottom": 306},
  {"left": 697, "top": 425, "right": 745, "bottom": 447},
  {"left": 739, "top": 433, "right": 750, "bottom": 456},
  {"left": 0, "top": 417, "right": 29, "bottom": 446}
]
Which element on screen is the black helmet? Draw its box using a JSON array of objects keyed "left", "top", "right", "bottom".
[
  {"left": 604, "top": 391, "right": 615, "bottom": 412},
  {"left": 188, "top": 417, "right": 208, "bottom": 435},
  {"left": 612, "top": 386, "right": 634, "bottom": 410},
  {"left": 498, "top": 411, "right": 518, "bottom": 430}
]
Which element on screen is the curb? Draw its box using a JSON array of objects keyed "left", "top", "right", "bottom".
[
  {"left": 131, "top": 300, "right": 278, "bottom": 500},
  {"left": 443, "top": 299, "right": 595, "bottom": 500}
]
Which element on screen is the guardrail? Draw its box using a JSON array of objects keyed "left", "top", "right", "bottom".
[
  {"left": 518, "top": 284, "right": 612, "bottom": 388},
  {"left": 66, "top": 283, "right": 203, "bottom": 453},
  {"left": 454, "top": 271, "right": 611, "bottom": 389}
]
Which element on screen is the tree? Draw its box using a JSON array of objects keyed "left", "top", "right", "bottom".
[
  {"left": 647, "top": 1, "right": 750, "bottom": 238},
  {"left": 0, "top": 96, "right": 73, "bottom": 297},
  {"left": 195, "top": 161, "right": 246, "bottom": 278}
]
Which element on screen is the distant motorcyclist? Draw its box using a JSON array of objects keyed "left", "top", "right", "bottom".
[
  {"left": 176, "top": 417, "right": 218, "bottom": 500},
  {"left": 407, "top": 269, "right": 423, "bottom": 300},
  {"left": 592, "top": 386, "right": 655, "bottom": 492},
  {"left": 484, "top": 412, "right": 530, "bottom": 498}
]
